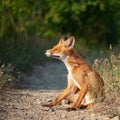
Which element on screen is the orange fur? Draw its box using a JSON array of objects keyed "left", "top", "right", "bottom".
[{"left": 45, "top": 36, "right": 104, "bottom": 111}]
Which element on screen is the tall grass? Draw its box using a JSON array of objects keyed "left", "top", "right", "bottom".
[
  {"left": 92, "top": 46, "right": 120, "bottom": 117},
  {"left": 0, "top": 38, "right": 41, "bottom": 71},
  {"left": 0, "top": 35, "right": 58, "bottom": 89},
  {"left": 92, "top": 48, "right": 120, "bottom": 97}
]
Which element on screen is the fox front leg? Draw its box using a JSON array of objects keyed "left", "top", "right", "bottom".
[
  {"left": 66, "top": 84, "right": 88, "bottom": 111},
  {"left": 42, "top": 79, "right": 74, "bottom": 108}
]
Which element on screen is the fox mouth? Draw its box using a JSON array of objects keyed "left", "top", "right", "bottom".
[
  {"left": 45, "top": 52, "right": 60, "bottom": 59},
  {"left": 50, "top": 55, "right": 60, "bottom": 59}
]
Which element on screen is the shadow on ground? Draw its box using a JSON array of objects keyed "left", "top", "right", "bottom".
[{"left": 17, "top": 61, "right": 67, "bottom": 90}]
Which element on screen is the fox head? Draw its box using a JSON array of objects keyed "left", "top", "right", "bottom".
[{"left": 45, "top": 36, "right": 75, "bottom": 60}]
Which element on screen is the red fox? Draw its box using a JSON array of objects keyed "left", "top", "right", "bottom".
[{"left": 44, "top": 36, "right": 104, "bottom": 111}]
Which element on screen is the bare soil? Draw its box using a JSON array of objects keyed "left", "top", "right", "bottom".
[{"left": 0, "top": 62, "right": 120, "bottom": 120}]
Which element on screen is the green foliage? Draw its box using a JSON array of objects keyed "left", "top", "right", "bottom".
[
  {"left": 0, "top": 0, "right": 43, "bottom": 37},
  {"left": 1, "top": 0, "right": 120, "bottom": 45},
  {"left": 93, "top": 48, "right": 120, "bottom": 97},
  {"left": 43, "top": 0, "right": 120, "bottom": 46},
  {"left": 92, "top": 48, "right": 120, "bottom": 117},
  {"left": 0, "top": 38, "right": 49, "bottom": 71},
  {"left": 0, "top": 64, "right": 16, "bottom": 89},
  {"left": 0, "top": 0, "right": 120, "bottom": 73}
]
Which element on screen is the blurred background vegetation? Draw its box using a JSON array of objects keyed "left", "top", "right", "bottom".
[{"left": 0, "top": 0, "right": 120, "bottom": 89}]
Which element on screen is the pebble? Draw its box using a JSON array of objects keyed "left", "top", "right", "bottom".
[
  {"left": 49, "top": 108, "right": 55, "bottom": 112},
  {"left": 111, "top": 116, "right": 120, "bottom": 120},
  {"left": 62, "top": 115, "right": 67, "bottom": 118}
]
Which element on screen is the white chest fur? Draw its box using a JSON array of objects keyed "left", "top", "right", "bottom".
[{"left": 62, "top": 57, "right": 81, "bottom": 89}]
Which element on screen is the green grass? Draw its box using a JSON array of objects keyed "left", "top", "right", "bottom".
[
  {"left": 0, "top": 39, "right": 42, "bottom": 71},
  {"left": 92, "top": 49, "right": 120, "bottom": 97},
  {"left": 92, "top": 47, "right": 120, "bottom": 118},
  {"left": 0, "top": 36, "right": 59, "bottom": 89}
]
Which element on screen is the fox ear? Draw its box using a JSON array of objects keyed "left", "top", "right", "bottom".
[
  {"left": 59, "top": 35, "right": 68, "bottom": 44},
  {"left": 65, "top": 36, "right": 75, "bottom": 48},
  {"left": 61, "top": 35, "right": 68, "bottom": 41}
]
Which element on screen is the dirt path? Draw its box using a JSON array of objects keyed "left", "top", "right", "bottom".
[
  {"left": 0, "top": 62, "right": 119, "bottom": 120},
  {"left": 18, "top": 61, "right": 67, "bottom": 90}
]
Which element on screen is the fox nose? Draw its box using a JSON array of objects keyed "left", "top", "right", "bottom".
[
  {"left": 45, "top": 50, "right": 51, "bottom": 57},
  {"left": 45, "top": 50, "right": 48, "bottom": 54}
]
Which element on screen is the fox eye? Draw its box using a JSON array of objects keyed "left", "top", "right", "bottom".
[{"left": 55, "top": 49, "right": 60, "bottom": 52}]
